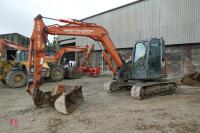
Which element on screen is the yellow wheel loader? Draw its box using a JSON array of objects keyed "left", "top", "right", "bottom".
[
  {"left": 0, "top": 38, "right": 61, "bottom": 88},
  {"left": 0, "top": 50, "right": 53, "bottom": 88}
]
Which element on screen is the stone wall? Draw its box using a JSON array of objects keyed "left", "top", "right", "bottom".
[{"left": 166, "top": 44, "right": 200, "bottom": 78}]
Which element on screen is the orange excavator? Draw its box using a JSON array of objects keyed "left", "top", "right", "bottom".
[
  {"left": 26, "top": 15, "right": 177, "bottom": 114},
  {"left": 44, "top": 44, "right": 94, "bottom": 79},
  {"left": 62, "top": 45, "right": 94, "bottom": 79},
  {"left": 46, "top": 45, "right": 93, "bottom": 62}
]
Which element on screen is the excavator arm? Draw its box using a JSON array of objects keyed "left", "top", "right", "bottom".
[
  {"left": 81, "top": 44, "right": 94, "bottom": 66},
  {"left": 26, "top": 15, "right": 125, "bottom": 114},
  {"left": 46, "top": 45, "right": 94, "bottom": 62}
]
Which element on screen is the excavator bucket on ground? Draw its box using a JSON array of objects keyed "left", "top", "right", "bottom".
[
  {"left": 54, "top": 85, "right": 84, "bottom": 114},
  {"left": 181, "top": 71, "right": 200, "bottom": 86},
  {"left": 31, "top": 85, "right": 84, "bottom": 114}
]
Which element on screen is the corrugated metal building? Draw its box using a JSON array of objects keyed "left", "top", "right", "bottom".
[
  {"left": 0, "top": 33, "right": 30, "bottom": 60},
  {"left": 57, "top": 0, "right": 200, "bottom": 78},
  {"left": 0, "top": 33, "right": 30, "bottom": 48}
]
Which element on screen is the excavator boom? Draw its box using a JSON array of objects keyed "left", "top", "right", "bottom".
[{"left": 27, "top": 14, "right": 124, "bottom": 95}]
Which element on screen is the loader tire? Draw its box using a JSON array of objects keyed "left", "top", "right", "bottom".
[
  {"left": 5, "top": 70, "right": 27, "bottom": 88},
  {"left": 50, "top": 66, "right": 64, "bottom": 81}
]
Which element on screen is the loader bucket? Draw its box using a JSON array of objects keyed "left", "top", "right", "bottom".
[{"left": 54, "top": 85, "right": 84, "bottom": 114}]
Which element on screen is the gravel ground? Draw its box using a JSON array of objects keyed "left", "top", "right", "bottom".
[{"left": 0, "top": 73, "right": 200, "bottom": 133}]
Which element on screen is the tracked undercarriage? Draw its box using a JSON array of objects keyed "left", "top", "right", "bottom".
[{"left": 104, "top": 79, "right": 177, "bottom": 99}]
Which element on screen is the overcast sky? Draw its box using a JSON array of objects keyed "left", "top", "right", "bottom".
[{"left": 0, "top": 0, "right": 137, "bottom": 37}]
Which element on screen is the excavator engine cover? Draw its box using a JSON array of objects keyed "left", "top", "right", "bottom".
[{"left": 54, "top": 85, "right": 84, "bottom": 114}]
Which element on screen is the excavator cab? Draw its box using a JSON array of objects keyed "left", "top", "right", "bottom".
[
  {"left": 132, "top": 38, "right": 165, "bottom": 80},
  {"left": 106, "top": 38, "right": 176, "bottom": 99}
]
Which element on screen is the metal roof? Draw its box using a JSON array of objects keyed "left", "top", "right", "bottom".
[
  {"left": 0, "top": 33, "right": 30, "bottom": 39},
  {"left": 81, "top": 0, "right": 144, "bottom": 20}
]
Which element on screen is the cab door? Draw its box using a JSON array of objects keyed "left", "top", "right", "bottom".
[
  {"left": 147, "top": 38, "right": 165, "bottom": 79},
  {"left": 132, "top": 42, "right": 147, "bottom": 79}
]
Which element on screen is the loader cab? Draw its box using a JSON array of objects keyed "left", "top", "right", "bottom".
[
  {"left": 16, "top": 50, "right": 29, "bottom": 62},
  {"left": 132, "top": 38, "right": 165, "bottom": 80},
  {"left": 5, "top": 49, "right": 18, "bottom": 61}
]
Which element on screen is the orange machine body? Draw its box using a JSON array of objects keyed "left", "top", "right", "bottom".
[{"left": 45, "top": 45, "right": 94, "bottom": 63}]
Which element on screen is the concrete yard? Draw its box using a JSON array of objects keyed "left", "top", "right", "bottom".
[{"left": 0, "top": 73, "right": 200, "bottom": 133}]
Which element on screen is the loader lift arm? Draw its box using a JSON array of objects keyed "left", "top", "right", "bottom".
[{"left": 0, "top": 38, "right": 28, "bottom": 59}]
